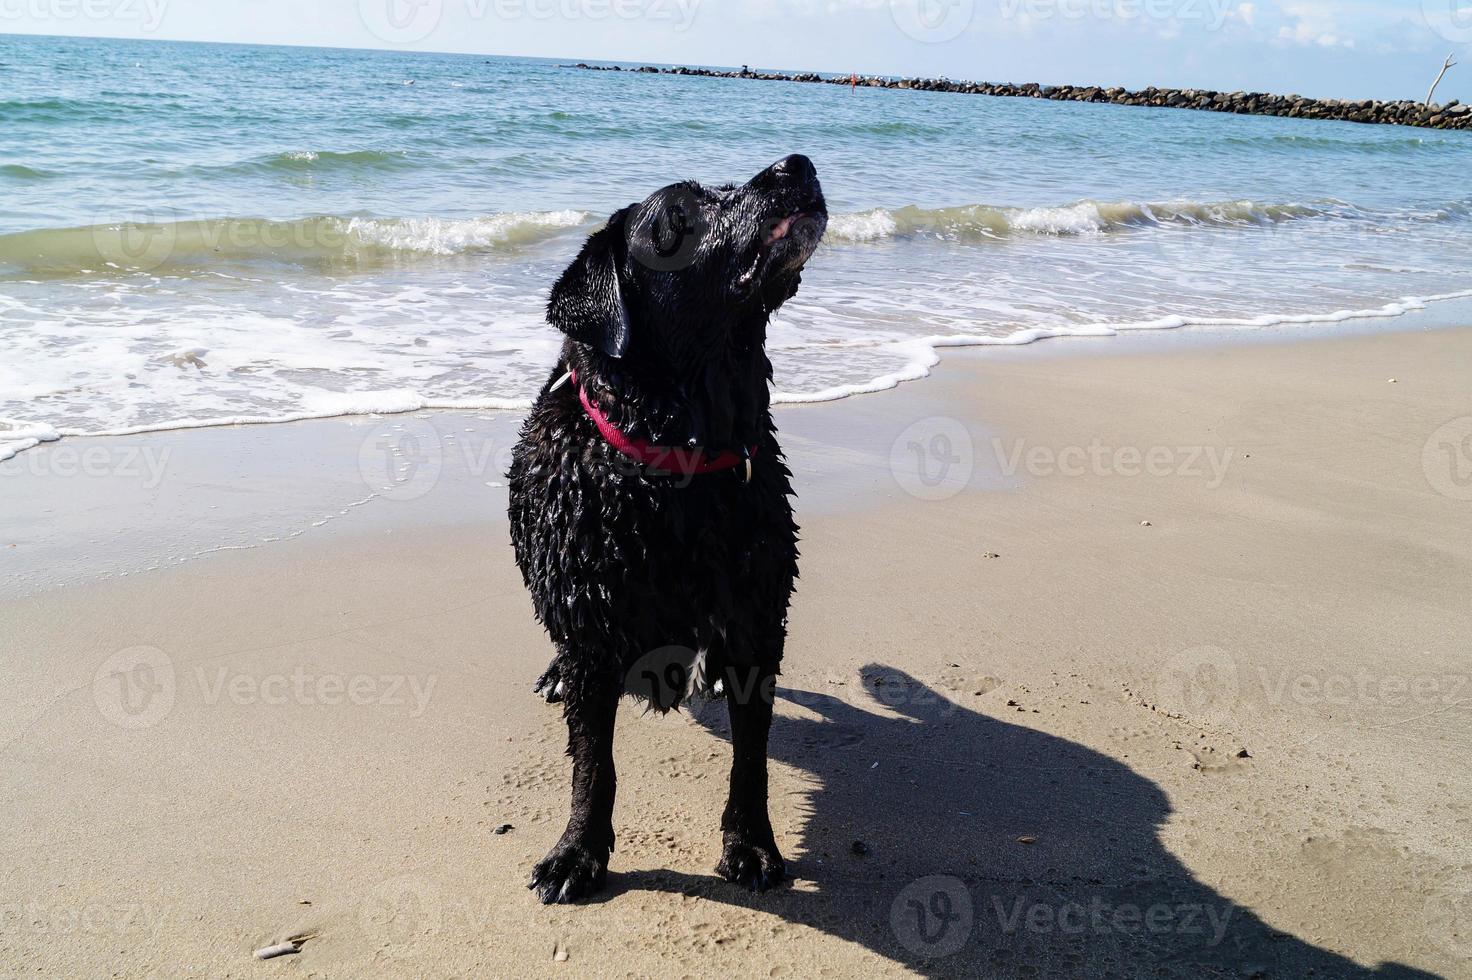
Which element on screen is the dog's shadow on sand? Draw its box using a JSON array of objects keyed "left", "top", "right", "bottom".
[{"left": 603, "top": 665, "right": 1440, "bottom": 979}]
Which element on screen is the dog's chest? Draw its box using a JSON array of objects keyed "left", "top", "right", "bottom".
[{"left": 508, "top": 405, "right": 797, "bottom": 662}]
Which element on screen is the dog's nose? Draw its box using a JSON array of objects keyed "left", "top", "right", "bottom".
[{"left": 769, "top": 154, "right": 816, "bottom": 182}]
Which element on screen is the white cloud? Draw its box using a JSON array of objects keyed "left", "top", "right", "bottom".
[{"left": 1274, "top": 1, "right": 1355, "bottom": 47}]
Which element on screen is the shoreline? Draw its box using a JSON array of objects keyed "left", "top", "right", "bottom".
[
  {"left": 9, "top": 303, "right": 1472, "bottom": 601},
  {"left": 571, "top": 61, "right": 1472, "bottom": 131},
  {"left": 7, "top": 287, "right": 1472, "bottom": 468},
  {"left": 3, "top": 326, "right": 1470, "bottom": 975}
]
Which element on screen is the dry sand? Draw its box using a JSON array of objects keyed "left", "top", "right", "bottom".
[{"left": 2, "top": 326, "right": 1470, "bottom": 978}]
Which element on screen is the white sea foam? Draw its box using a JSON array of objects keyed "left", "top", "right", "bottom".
[
  {"left": 820, "top": 197, "right": 1341, "bottom": 242},
  {"left": 51, "top": 394, "right": 537, "bottom": 442},
  {"left": 771, "top": 289, "right": 1472, "bottom": 404},
  {"left": 5, "top": 289, "right": 1469, "bottom": 460},
  {"left": 343, "top": 210, "right": 593, "bottom": 255},
  {"left": 0, "top": 420, "right": 61, "bottom": 461},
  {"left": 826, "top": 209, "right": 899, "bottom": 242}
]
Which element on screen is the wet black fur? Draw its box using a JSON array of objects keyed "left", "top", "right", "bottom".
[{"left": 508, "top": 156, "right": 828, "bottom": 904}]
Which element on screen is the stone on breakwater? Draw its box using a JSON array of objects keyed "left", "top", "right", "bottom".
[{"left": 565, "top": 63, "right": 1472, "bottom": 131}]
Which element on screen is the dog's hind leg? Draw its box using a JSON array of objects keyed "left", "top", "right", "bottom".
[
  {"left": 528, "top": 673, "right": 620, "bottom": 904},
  {"left": 714, "top": 663, "right": 786, "bottom": 892}
]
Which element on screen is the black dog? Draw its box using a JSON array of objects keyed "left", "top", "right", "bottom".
[{"left": 508, "top": 155, "right": 827, "bottom": 904}]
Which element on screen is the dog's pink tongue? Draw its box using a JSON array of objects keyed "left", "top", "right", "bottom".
[{"left": 764, "top": 215, "right": 796, "bottom": 247}]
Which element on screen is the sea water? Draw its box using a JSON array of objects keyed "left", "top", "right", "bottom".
[{"left": 4, "top": 35, "right": 1472, "bottom": 458}]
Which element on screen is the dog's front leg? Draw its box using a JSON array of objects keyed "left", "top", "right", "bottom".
[
  {"left": 528, "top": 677, "right": 619, "bottom": 904},
  {"left": 531, "top": 648, "right": 565, "bottom": 704},
  {"left": 715, "top": 664, "right": 786, "bottom": 892}
]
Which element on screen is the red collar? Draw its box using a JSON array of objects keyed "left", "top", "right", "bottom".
[{"left": 568, "top": 370, "right": 756, "bottom": 480}]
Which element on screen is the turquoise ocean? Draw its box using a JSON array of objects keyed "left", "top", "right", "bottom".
[{"left": 4, "top": 33, "right": 1472, "bottom": 458}]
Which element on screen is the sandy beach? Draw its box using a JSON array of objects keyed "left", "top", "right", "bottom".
[{"left": 3, "top": 323, "right": 1470, "bottom": 978}]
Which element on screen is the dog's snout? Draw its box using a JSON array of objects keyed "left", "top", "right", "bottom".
[
  {"left": 752, "top": 153, "right": 819, "bottom": 191},
  {"left": 770, "top": 154, "right": 815, "bottom": 182}
]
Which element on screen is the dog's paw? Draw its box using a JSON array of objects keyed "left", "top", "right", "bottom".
[
  {"left": 528, "top": 840, "right": 608, "bottom": 904},
  {"left": 532, "top": 662, "right": 564, "bottom": 705},
  {"left": 716, "top": 837, "right": 786, "bottom": 893}
]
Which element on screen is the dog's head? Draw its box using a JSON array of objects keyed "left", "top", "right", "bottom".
[{"left": 547, "top": 154, "right": 827, "bottom": 368}]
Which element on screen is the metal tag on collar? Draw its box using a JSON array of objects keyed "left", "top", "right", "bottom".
[
  {"left": 549, "top": 369, "right": 573, "bottom": 394},
  {"left": 742, "top": 446, "right": 753, "bottom": 485}
]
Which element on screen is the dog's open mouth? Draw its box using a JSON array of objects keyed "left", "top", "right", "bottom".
[
  {"left": 750, "top": 208, "right": 827, "bottom": 285},
  {"left": 762, "top": 209, "right": 824, "bottom": 250},
  {"left": 762, "top": 212, "right": 805, "bottom": 247}
]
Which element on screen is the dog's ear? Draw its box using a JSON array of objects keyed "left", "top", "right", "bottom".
[{"left": 548, "top": 207, "right": 633, "bottom": 359}]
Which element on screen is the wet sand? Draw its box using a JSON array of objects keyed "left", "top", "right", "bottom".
[{"left": 2, "top": 325, "right": 1470, "bottom": 977}]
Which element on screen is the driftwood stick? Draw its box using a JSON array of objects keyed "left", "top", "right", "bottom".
[{"left": 1427, "top": 52, "right": 1457, "bottom": 107}]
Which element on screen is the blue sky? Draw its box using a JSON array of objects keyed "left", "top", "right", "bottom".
[{"left": 2, "top": 0, "right": 1469, "bottom": 102}]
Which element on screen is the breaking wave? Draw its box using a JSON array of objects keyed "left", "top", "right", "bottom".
[
  {"left": 0, "top": 210, "right": 596, "bottom": 276},
  {"left": 822, "top": 197, "right": 1446, "bottom": 242}
]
